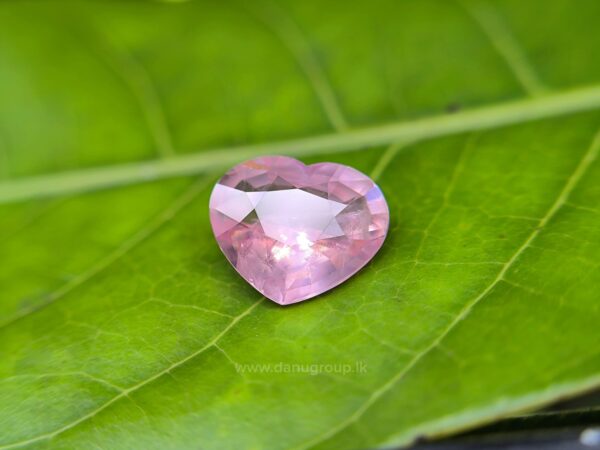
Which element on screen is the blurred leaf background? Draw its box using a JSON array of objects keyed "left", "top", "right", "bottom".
[{"left": 0, "top": 0, "right": 599, "bottom": 449}]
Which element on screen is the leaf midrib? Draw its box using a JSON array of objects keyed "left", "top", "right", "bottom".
[{"left": 2, "top": 83, "right": 600, "bottom": 205}]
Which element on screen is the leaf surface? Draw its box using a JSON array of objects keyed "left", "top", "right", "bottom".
[{"left": 0, "top": 1, "right": 599, "bottom": 449}]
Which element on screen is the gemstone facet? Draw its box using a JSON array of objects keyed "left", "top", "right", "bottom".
[{"left": 209, "top": 156, "right": 390, "bottom": 305}]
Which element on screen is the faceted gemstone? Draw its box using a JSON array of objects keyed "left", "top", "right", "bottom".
[{"left": 209, "top": 156, "right": 390, "bottom": 305}]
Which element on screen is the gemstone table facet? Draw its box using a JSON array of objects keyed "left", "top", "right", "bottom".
[{"left": 209, "top": 156, "right": 390, "bottom": 305}]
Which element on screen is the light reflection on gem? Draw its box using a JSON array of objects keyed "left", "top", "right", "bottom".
[
  {"left": 209, "top": 156, "right": 390, "bottom": 305},
  {"left": 271, "top": 244, "right": 291, "bottom": 261}
]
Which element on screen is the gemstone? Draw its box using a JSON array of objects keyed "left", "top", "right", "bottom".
[{"left": 208, "top": 156, "right": 390, "bottom": 305}]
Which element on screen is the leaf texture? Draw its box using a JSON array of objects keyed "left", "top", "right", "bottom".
[{"left": 0, "top": 0, "right": 599, "bottom": 449}]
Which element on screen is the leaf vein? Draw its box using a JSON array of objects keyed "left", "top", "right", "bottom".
[
  {"left": 247, "top": 0, "right": 348, "bottom": 131},
  {"left": 295, "top": 127, "right": 600, "bottom": 450},
  {"left": 0, "top": 178, "right": 210, "bottom": 330},
  {"left": 457, "top": 0, "right": 547, "bottom": 96},
  {"left": 3, "top": 84, "right": 599, "bottom": 204},
  {"left": 0, "top": 297, "right": 265, "bottom": 449}
]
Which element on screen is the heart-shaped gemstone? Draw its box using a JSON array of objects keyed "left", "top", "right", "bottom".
[{"left": 208, "top": 156, "right": 390, "bottom": 305}]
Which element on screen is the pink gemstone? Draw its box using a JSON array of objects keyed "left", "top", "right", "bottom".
[{"left": 209, "top": 156, "right": 390, "bottom": 305}]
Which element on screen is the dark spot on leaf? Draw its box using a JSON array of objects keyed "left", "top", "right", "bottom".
[{"left": 446, "top": 102, "right": 462, "bottom": 113}]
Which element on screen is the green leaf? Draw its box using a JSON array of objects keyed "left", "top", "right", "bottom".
[{"left": 0, "top": 0, "right": 599, "bottom": 449}]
